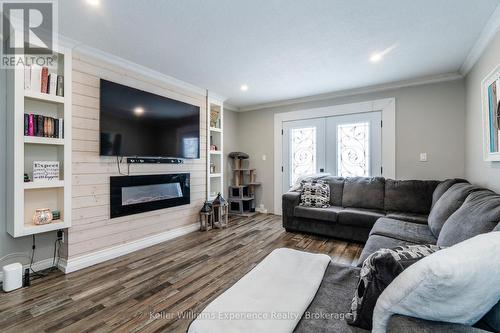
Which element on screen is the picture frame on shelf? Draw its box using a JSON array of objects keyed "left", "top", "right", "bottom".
[
  {"left": 33, "top": 161, "right": 60, "bottom": 182},
  {"left": 482, "top": 64, "right": 500, "bottom": 161}
]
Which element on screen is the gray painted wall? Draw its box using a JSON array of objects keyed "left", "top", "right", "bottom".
[
  {"left": 465, "top": 29, "right": 500, "bottom": 192},
  {"left": 0, "top": 69, "right": 57, "bottom": 266},
  {"left": 237, "top": 79, "right": 467, "bottom": 212}
]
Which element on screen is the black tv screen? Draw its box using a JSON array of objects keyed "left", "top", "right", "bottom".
[{"left": 99, "top": 79, "right": 200, "bottom": 159}]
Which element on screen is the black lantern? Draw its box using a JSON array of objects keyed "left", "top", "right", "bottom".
[
  {"left": 212, "top": 193, "right": 229, "bottom": 228},
  {"left": 199, "top": 201, "right": 213, "bottom": 231}
]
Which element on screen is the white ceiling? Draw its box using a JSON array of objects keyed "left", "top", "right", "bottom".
[{"left": 59, "top": 0, "right": 500, "bottom": 109}]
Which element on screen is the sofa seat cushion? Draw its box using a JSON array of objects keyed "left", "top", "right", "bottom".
[
  {"left": 438, "top": 190, "right": 500, "bottom": 247},
  {"left": 342, "top": 177, "right": 385, "bottom": 210},
  {"left": 357, "top": 235, "right": 420, "bottom": 266},
  {"left": 385, "top": 179, "right": 439, "bottom": 215},
  {"left": 294, "top": 206, "right": 343, "bottom": 222},
  {"left": 337, "top": 208, "right": 385, "bottom": 229},
  {"left": 294, "top": 262, "right": 367, "bottom": 333},
  {"left": 369, "top": 218, "right": 437, "bottom": 245},
  {"left": 386, "top": 212, "right": 428, "bottom": 224},
  {"left": 428, "top": 183, "right": 482, "bottom": 238}
]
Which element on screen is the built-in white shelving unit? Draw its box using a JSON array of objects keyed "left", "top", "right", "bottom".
[
  {"left": 24, "top": 136, "right": 65, "bottom": 145},
  {"left": 206, "top": 94, "right": 224, "bottom": 200},
  {"left": 6, "top": 47, "right": 72, "bottom": 237}
]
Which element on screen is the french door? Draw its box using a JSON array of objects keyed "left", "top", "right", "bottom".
[{"left": 282, "top": 111, "right": 382, "bottom": 191}]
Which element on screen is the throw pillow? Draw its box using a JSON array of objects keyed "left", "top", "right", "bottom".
[
  {"left": 372, "top": 232, "right": 500, "bottom": 333},
  {"left": 299, "top": 180, "right": 330, "bottom": 208},
  {"left": 346, "top": 244, "right": 439, "bottom": 330}
]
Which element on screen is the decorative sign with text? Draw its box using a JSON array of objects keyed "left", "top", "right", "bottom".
[{"left": 33, "top": 161, "right": 59, "bottom": 182}]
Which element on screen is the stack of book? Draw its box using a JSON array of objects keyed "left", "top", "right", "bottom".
[
  {"left": 24, "top": 65, "right": 64, "bottom": 97},
  {"left": 24, "top": 114, "right": 64, "bottom": 139}
]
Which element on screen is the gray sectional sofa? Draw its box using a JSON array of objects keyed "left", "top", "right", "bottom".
[{"left": 283, "top": 177, "right": 500, "bottom": 332}]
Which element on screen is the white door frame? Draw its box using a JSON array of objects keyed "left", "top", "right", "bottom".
[{"left": 273, "top": 98, "right": 396, "bottom": 215}]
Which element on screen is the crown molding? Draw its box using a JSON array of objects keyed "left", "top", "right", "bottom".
[
  {"left": 460, "top": 4, "right": 500, "bottom": 75},
  {"left": 237, "top": 72, "right": 463, "bottom": 112},
  {"left": 223, "top": 103, "right": 239, "bottom": 111},
  {"left": 207, "top": 91, "right": 228, "bottom": 103}
]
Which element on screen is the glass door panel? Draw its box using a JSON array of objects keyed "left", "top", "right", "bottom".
[
  {"left": 337, "top": 122, "right": 371, "bottom": 177},
  {"left": 326, "top": 111, "right": 382, "bottom": 177},
  {"left": 282, "top": 119, "right": 325, "bottom": 192}
]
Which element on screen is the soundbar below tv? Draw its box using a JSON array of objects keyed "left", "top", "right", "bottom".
[{"left": 99, "top": 79, "right": 200, "bottom": 159}]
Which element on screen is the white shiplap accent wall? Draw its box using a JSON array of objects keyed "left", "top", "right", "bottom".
[{"left": 66, "top": 53, "right": 206, "bottom": 259}]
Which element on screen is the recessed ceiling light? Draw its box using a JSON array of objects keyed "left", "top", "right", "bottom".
[
  {"left": 370, "top": 53, "right": 383, "bottom": 63},
  {"left": 240, "top": 84, "right": 249, "bottom": 92},
  {"left": 134, "top": 107, "right": 144, "bottom": 116},
  {"left": 369, "top": 44, "right": 397, "bottom": 63},
  {"left": 86, "top": 0, "right": 100, "bottom": 7}
]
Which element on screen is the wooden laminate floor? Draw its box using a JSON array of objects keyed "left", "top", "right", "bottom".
[{"left": 0, "top": 214, "right": 363, "bottom": 333}]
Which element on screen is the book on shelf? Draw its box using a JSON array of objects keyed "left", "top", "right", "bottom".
[
  {"left": 24, "top": 114, "right": 64, "bottom": 139},
  {"left": 37, "top": 115, "right": 44, "bottom": 137},
  {"left": 24, "top": 114, "right": 29, "bottom": 136},
  {"left": 24, "top": 65, "right": 31, "bottom": 90},
  {"left": 48, "top": 73, "right": 57, "bottom": 95},
  {"left": 41, "top": 67, "right": 49, "bottom": 93},
  {"left": 56, "top": 75, "right": 64, "bottom": 97},
  {"left": 31, "top": 65, "right": 42, "bottom": 93},
  {"left": 28, "top": 114, "right": 34, "bottom": 136},
  {"left": 43, "top": 117, "right": 47, "bottom": 137},
  {"left": 23, "top": 65, "right": 64, "bottom": 97},
  {"left": 33, "top": 114, "right": 38, "bottom": 136}
]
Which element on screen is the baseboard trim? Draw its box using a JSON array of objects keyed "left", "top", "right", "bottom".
[{"left": 58, "top": 223, "right": 200, "bottom": 274}]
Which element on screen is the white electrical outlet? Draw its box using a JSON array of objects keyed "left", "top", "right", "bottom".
[
  {"left": 262, "top": 155, "right": 267, "bottom": 161},
  {"left": 420, "top": 153, "right": 428, "bottom": 162}
]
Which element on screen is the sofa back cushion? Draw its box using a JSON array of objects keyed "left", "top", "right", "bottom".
[
  {"left": 428, "top": 183, "right": 481, "bottom": 237},
  {"left": 431, "top": 178, "right": 468, "bottom": 208},
  {"left": 342, "top": 177, "right": 385, "bottom": 210},
  {"left": 322, "top": 176, "right": 345, "bottom": 206},
  {"left": 384, "top": 179, "right": 439, "bottom": 215},
  {"left": 437, "top": 190, "right": 500, "bottom": 247}
]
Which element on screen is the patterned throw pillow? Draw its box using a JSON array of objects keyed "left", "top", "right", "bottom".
[
  {"left": 299, "top": 180, "right": 330, "bottom": 208},
  {"left": 346, "top": 244, "right": 440, "bottom": 330}
]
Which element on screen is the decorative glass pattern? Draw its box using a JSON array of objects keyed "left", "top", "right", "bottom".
[
  {"left": 337, "top": 122, "right": 370, "bottom": 177},
  {"left": 290, "top": 127, "right": 316, "bottom": 185}
]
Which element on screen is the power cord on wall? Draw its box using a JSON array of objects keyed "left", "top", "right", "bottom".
[
  {"left": 29, "top": 235, "right": 46, "bottom": 278},
  {"left": 116, "top": 155, "right": 130, "bottom": 176},
  {"left": 0, "top": 233, "right": 63, "bottom": 289},
  {"left": 52, "top": 231, "right": 63, "bottom": 268}
]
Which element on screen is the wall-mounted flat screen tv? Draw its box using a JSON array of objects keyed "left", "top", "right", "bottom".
[{"left": 99, "top": 79, "right": 200, "bottom": 159}]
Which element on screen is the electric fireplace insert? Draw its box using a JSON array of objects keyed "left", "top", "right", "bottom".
[{"left": 110, "top": 173, "right": 190, "bottom": 218}]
